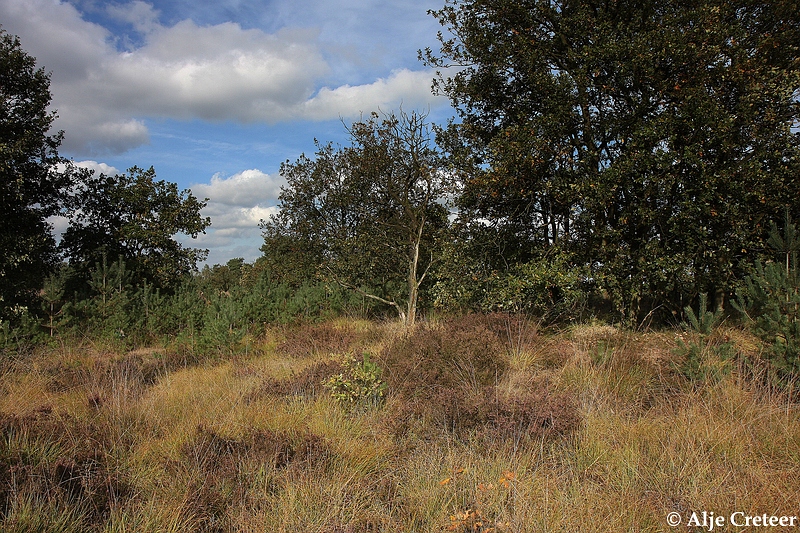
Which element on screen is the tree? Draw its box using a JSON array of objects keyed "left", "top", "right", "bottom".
[
  {"left": 260, "top": 110, "right": 450, "bottom": 326},
  {"left": 0, "top": 28, "right": 78, "bottom": 319},
  {"left": 199, "top": 258, "right": 251, "bottom": 293},
  {"left": 423, "top": 0, "right": 800, "bottom": 320},
  {"left": 61, "top": 166, "right": 210, "bottom": 293},
  {"left": 733, "top": 214, "right": 800, "bottom": 383}
]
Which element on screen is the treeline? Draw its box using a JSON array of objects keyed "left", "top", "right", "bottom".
[
  {"left": 3, "top": 256, "right": 379, "bottom": 351},
  {"left": 2, "top": 0, "right": 799, "bottom": 369}
]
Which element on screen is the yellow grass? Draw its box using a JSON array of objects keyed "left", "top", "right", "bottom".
[{"left": 1, "top": 317, "right": 799, "bottom": 532}]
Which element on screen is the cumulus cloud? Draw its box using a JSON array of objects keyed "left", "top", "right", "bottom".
[
  {"left": 106, "top": 1, "right": 161, "bottom": 35},
  {"left": 74, "top": 160, "right": 122, "bottom": 176},
  {"left": 192, "top": 169, "right": 285, "bottom": 207},
  {"left": 47, "top": 215, "right": 70, "bottom": 241},
  {"left": 100, "top": 23, "right": 328, "bottom": 122},
  {"left": 0, "top": 0, "right": 444, "bottom": 156},
  {"left": 186, "top": 169, "right": 284, "bottom": 264},
  {"left": 302, "top": 68, "right": 442, "bottom": 120}
]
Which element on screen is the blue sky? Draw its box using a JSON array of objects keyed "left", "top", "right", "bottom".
[{"left": 0, "top": 0, "right": 455, "bottom": 265}]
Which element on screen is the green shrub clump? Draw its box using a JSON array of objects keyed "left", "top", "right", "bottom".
[
  {"left": 324, "top": 353, "right": 387, "bottom": 408},
  {"left": 734, "top": 215, "right": 800, "bottom": 385}
]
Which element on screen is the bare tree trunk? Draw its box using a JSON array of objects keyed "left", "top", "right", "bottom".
[
  {"left": 407, "top": 239, "right": 420, "bottom": 328},
  {"left": 405, "top": 214, "right": 431, "bottom": 329}
]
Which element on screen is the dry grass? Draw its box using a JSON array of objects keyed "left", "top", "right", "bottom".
[{"left": 1, "top": 315, "right": 799, "bottom": 531}]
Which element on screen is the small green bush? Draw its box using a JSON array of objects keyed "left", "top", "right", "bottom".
[
  {"left": 733, "top": 215, "right": 800, "bottom": 385},
  {"left": 324, "top": 352, "right": 387, "bottom": 408},
  {"left": 674, "top": 293, "right": 734, "bottom": 385}
]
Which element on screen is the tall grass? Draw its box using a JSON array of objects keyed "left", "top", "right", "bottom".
[{"left": 1, "top": 316, "right": 799, "bottom": 531}]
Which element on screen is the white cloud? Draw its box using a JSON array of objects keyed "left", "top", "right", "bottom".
[
  {"left": 302, "top": 68, "right": 443, "bottom": 120},
  {"left": 1, "top": 0, "right": 110, "bottom": 84},
  {"left": 101, "top": 23, "right": 328, "bottom": 122},
  {"left": 55, "top": 110, "right": 151, "bottom": 156},
  {"left": 0, "top": 0, "right": 444, "bottom": 156},
  {"left": 74, "top": 160, "right": 122, "bottom": 176},
  {"left": 203, "top": 205, "right": 280, "bottom": 231},
  {"left": 191, "top": 169, "right": 284, "bottom": 207},
  {"left": 185, "top": 169, "right": 284, "bottom": 264},
  {"left": 106, "top": 1, "right": 161, "bottom": 35},
  {"left": 47, "top": 215, "right": 70, "bottom": 241}
]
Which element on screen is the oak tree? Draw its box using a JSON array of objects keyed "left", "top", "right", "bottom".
[
  {"left": 0, "top": 29, "right": 79, "bottom": 319},
  {"left": 61, "top": 166, "right": 210, "bottom": 293},
  {"left": 424, "top": 0, "right": 800, "bottom": 319}
]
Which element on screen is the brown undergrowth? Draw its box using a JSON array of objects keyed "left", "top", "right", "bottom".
[
  {"left": 1, "top": 315, "right": 798, "bottom": 532},
  {"left": 379, "top": 316, "right": 578, "bottom": 444}
]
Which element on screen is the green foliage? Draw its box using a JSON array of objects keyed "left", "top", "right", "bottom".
[
  {"left": 324, "top": 352, "right": 387, "bottom": 408},
  {"left": 675, "top": 294, "right": 734, "bottom": 384},
  {"left": 6, "top": 2, "right": 800, "bottom": 341},
  {"left": 766, "top": 212, "right": 800, "bottom": 275},
  {"left": 682, "top": 293, "right": 724, "bottom": 336},
  {"left": 61, "top": 166, "right": 210, "bottom": 293},
  {"left": 198, "top": 258, "right": 251, "bottom": 293},
  {"left": 734, "top": 215, "right": 800, "bottom": 383},
  {"left": 0, "top": 308, "right": 45, "bottom": 350},
  {"left": 424, "top": 0, "right": 800, "bottom": 320},
  {"left": 673, "top": 337, "right": 735, "bottom": 385},
  {"left": 261, "top": 110, "right": 450, "bottom": 326},
  {"left": 431, "top": 238, "right": 588, "bottom": 322},
  {"left": 0, "top": 29, "right": 81, "bottom": 320},
  {"left": 39, "top": 267, "right": 71, "bottom": 338},
  {"left": 197, "top": 293, "right": 248, "bottom": 356},
  {"left": 63, "top": 256, "right": 135, "bottom": 346},
  {"left": 8, "top": 254, "right": 378, "bottom": 351},
  {"left": 483, "top": 254, "right": 588, "bottom": 322}
]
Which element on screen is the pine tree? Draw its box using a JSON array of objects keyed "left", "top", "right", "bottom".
[{"left": 734, "top": 215, "right": 800, "bottom": 381}]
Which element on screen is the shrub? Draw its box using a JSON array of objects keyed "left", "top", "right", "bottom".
[
  {"left": 431, "top": 241, "right": 588, "bottom": 323},
  {"left": 324, "top": 352, "right": 387, "bottom": 409},
  {"left": 197, "top": 293, "right": 248, "bottom": 356},
  {"left": 733, "top": 215, "right": 800, "bottom": 385},
  {"left": 674, "top": 293, "right": 735, "bottom": 385},
  {"left": 276, "top": 321, "right": 363, "bottom": 358},
  {"left": 484, "top": 254, "right": 589, "bottom": 321},
  {"left": 186, "top": 424, "right": 331, "bottom": 475},
  {"left": 378, "top": 315, "right": 580, "bottom": 441},
  {"left": 381, "top": 315, "right": 508, "bottom": 396},
  {"left": 483, "top": 387, "right": 580, "bottom": 442}
]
